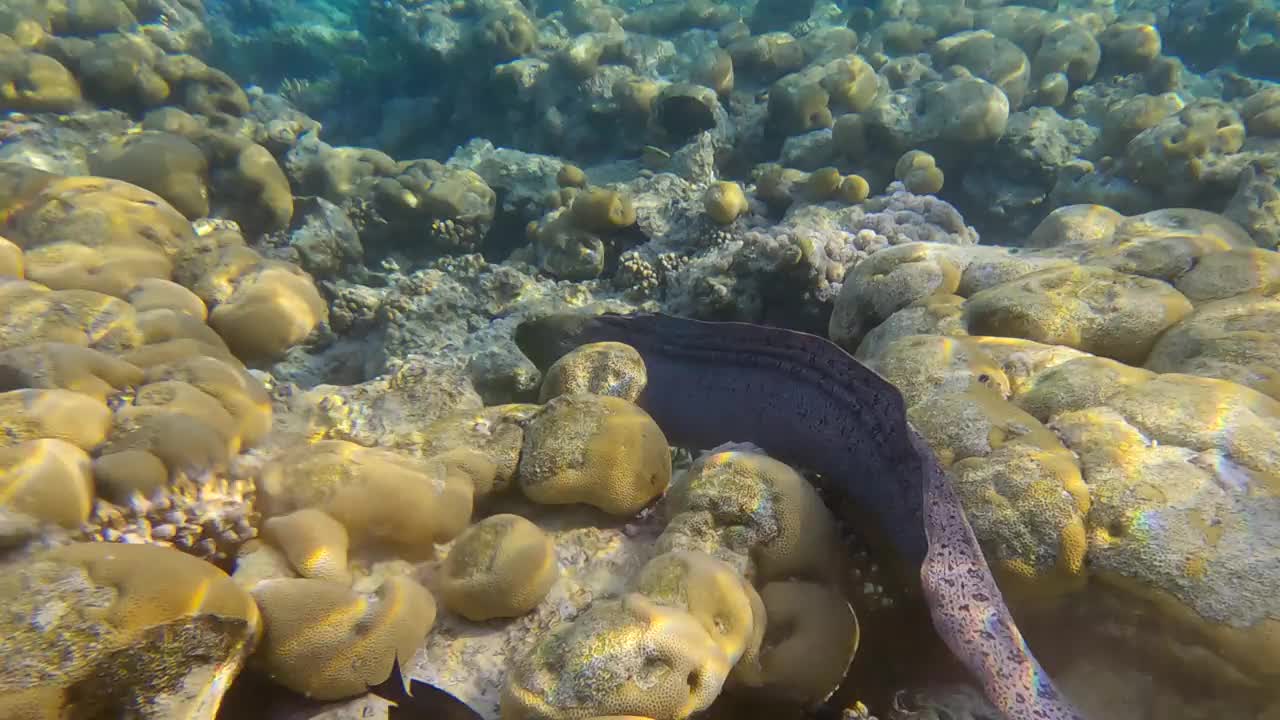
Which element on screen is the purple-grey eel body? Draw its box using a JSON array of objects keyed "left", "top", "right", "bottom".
[{"left": 521, "top": 312, "right": 1084, "bottom": 720}]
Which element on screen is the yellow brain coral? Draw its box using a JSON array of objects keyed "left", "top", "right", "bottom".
[
  {"left": 250, "top": 575, "right": 437, "bottom": 700},
  {"left": 428, "top": 447, "right": 501, "bottom": 499},
  {"left": 949, "top": 443, "right": 1090, "bottom": 602},
  {"left": 437, "top": 513, "right": 558, "bottom": 621},
  {"left": 93, "top": 380, "right": 243, "bottom": 493},
  {"left": 0, "top": 282, "right": 144, "bottom": 354},
  {"left": 518, "top": 393, "right": 671, "bottom": 516},
  {"left": 569, "top": 188, "right": 637, "bottom": 233},
  {"left": 752, "top": 581, "right": 858, "bottom": 704},
  {"left": 539, "top": 341, "right": 648, "bottom": 403},
  {"left": 134, "top": 308, "right": 236, "bottom": 361},
  {"left": 1013, "top": 355, "right": 1156, "bottom": 422},
  {"left": 0, "top": 542, "right": 261, "bottom": 719},
  {"left": 261, "top": 508, "right": 353, "bottom": 584},
  {"left": 894, "top": 150, "right": 944, "bottom": 194},
  {"left": 908, "top": 385, "right": 1068, "bottom": 467},
  {"left": 633, "top": 550, "right": 763, "bottom": 666},
  {"left": 1145, "top": 296, "right": 1280, "bottom": 401},
  {"left": 860, "top": 334, "right": 1011, "bottom": 407},
  {"left": 0, "top": 235, "right": 22, "bottom": 277},
  {"left": 0, "top": 438, "right": 94, "bottom": 528},
  {"left": 0, "top": 387, "right": 111, "bottom": 450},
  {"left": 829, "top": 243, "right": 964, "bottom": 352},
  {"left": 170, "top": 228, "right": 327, "bottom": 365},
  {"left": 141, "top": 355, "right": 272, "bottom": 448},
  {"left": 502, "top": 593, "right": 730, "bottom": 720},
  {"left": 1, "top": 172, "right": 195, "bottom": 264},
  {"left": 962, "top": 264, "right": 1194, "bottom": 365},
  {"left": 0, "top": 342, "right": 142, "bottom": 401},
  {"left": 703, "top": 181, "right": 749, "bottom": 225},
  {"left": 0, "top": 167, "right": 198, "bottom": 294},
  {"left": 663, "top": 447, "right": 841, "bottom": 584},
  {"left": 418, "top": 404, "right": 541, "bottom": 497},
  {"left": 135, "top": 303, "right": 230, "bottom": 348},
  {"left": 87, "top": 131, "right": 211, "bottom": 221},
  {"left": 20, "top": 235, "right": 171, "bottom": 298},
  {"left": 1049, "top": 395, "right": 1280, "bottom": 687},
  {"left": 126, "top": 278, "right": 209, "bottom": 321},
  {"left": 260, "top": 439, "right": 473, "bottom": 558},
  {"left": 206, "top": 263, "right": 328, "bottom": 364}
]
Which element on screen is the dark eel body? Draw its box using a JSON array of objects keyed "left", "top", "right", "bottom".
[{"left": 523, "top": 312, "right": 1083, "bottom": 720}]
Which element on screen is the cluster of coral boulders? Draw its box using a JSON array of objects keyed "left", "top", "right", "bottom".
[
  {"left": 0, "top": 181, "right": 860, "bottom": 717},
  {"left": 826, "top": 204, "right": 1280, "bottom": 717},
  {"left": 0, "top": 158, "right": 327, "bottom": 715},
  {"left": 0, "top": 165, "right": 325, "bottom": 560},
  {"left": 2, "top": 0, "right": 1280, "bottom": 717}
]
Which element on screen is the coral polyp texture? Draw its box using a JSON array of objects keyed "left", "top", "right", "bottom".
[
  {"left": 249, "top": 574, "right": 438, "bottom": 700},
  {"left": 436, "top": 513, "right": 558, "bottom": 621},
  {"left": 2, "top": 0, "right": 1280, "bottom": 716},
  {"left": 501, "top": 593, "right": 732, "bottom": 720},
  {"left": 517, "top": 393, "right": 671, "bottom": 516}
]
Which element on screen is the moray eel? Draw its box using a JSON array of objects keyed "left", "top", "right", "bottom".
[{"left": 518, "top": 312, "right": 1084, "bottom": 720}]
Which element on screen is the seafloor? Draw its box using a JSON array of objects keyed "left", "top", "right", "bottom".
[{"left": 0, "top": 0, "right": 1278, "bottom": 718}]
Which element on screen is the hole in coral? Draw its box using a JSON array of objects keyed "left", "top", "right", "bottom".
[{"left": 638, "top": 656, "right": 665, "bottom": 684}]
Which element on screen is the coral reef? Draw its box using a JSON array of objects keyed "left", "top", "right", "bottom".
[{"left": 2, "top": 0, "right": 1280, "bottom": 718}]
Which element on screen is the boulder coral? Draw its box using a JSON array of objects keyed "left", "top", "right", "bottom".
[
  {"left": 659, "top": 446, "right": 842, "bottom": 584},
  {"left": 633, "top": 550, "right": 764, "bottom": 667},
  {"left": 751, "top": 581, "right": 858, "bottom": 704},
  {"left": 259, "top": 439, "right": 474, "bottom": 559},
  {"left": 538, "top": 341, "right": 648, "bottom": 403},
  {"left": 4, "top": 0, "right": 1280, "bottom": 715},
  {"left": 832, "top": 197, "right": 1280, "bottom": 702},
  {"left": 518, "top": 393, "right": 671, "bottom": 516},
  {"left": 437, "top": 513, "right": 559, "bottom": 621},
  {"left": 0, "top": 543, "right": 261, "bottom": 719},
  {"left": 0, "top": 165, "right": 326, "bottom": 366},
  {"left": 250, "top": 575, "right": 437, "bottom": 700},
  {"left": 502, "top": 593, "right": 731, "bottom": 720}
]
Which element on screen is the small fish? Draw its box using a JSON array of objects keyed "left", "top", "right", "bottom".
[
  {"left": 641, "top": 145, "right": 672, "bottom": 170},
  {"left": 367, "top": 656, "right": 484, "bottom": 720}
]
